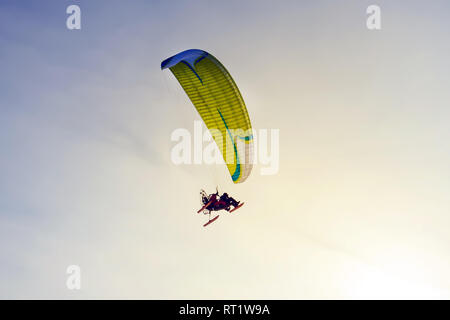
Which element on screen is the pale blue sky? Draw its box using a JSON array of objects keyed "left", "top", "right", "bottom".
[{"left": 1, "top": 0, "right": 450, "bottom": 298}]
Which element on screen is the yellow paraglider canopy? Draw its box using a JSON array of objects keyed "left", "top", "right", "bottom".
[{"left": 162, "top": 49, "right": 253, "bottom": 183}]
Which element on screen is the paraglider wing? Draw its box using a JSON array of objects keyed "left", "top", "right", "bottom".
[{"left": 161, "top": 49, "right": 253, "bottom": 183}]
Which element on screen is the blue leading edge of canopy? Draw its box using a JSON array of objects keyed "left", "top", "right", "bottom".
[{"left": 161, "top": 49, "right": 209, "bottom": 70}]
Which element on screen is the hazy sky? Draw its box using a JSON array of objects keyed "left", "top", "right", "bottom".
[{"left": 1, "top": 0, "right": 450, "bottom": 299}]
